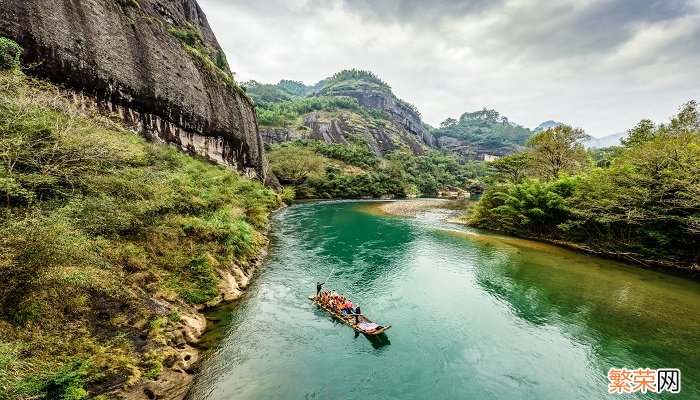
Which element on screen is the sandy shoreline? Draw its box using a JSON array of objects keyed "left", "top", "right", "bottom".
[
  {"left": 369, "top": 199, "right": 468, "bottom": 225},
  {"left": 378, "top": 199, "right": 451, "bottom": 217}
]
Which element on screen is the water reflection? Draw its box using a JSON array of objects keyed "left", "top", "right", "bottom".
[
  {"left": 188, "top": 201, "right": 700, "bottom": 400},
  {"left": 271, "top": 201, "right": 417, "bottom": 297},
  {"left": 465, "top": 235, "right": 700, "bottom": 398}
]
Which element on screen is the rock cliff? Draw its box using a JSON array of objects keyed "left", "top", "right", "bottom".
[
  {"left": 0, "top": 0, "right": 273, "bottom": 184},
  {"left": 251, "top": 70, "right": 436, "bottom": 156},
  {"left": 318, "top": 80, "right": 436, "bottom": 149},
  {"left": 262, "top": 110, "right": 430, "bottom": 155}
]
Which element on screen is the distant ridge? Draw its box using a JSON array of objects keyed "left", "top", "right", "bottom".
[
  {"left": 584, "top": 131, "right": 627, "bottom": 148},
  {"left": 534, "top": 120, "right": 563, "bottom": 132}
]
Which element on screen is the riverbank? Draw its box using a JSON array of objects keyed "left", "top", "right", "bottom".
[
  {"left": 371, "top": 199, "right": 699, "bottom": 275},
  {"left": 369, "top": 198, "right": 473, "bottom": 225},
  {"left": 0, "top": 70, "right": 284, "bottom": 400},
  {"left": 376, "top": 199, "right": 451, "bottom": 217},
  {"left": 121, "top": 232, "right": 274, "bottom": 400}
]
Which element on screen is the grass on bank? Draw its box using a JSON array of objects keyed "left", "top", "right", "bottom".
[{"left": 0, "top": 64, "right": 280, "bottom": 399}]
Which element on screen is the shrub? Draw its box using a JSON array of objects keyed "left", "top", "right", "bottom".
[
  {"left": 0, "top": 37, "right": 22, "bottom": 70},
  {"left": 168, "top": 311, "right": 181, "bottom": 323},
  {"left": 40, "top": 361, "right": 90, "bottom": 400},
  {"left": 281, "top": 186, "right": 296, "bottom": 203},
  {"left": 214, "top": 49, "right": 229, "bottom": 71},
  {"left": 172, "top": 255, "right": 219, "bottom": 304},
  {"left": 0, "top": 215, "right": 95, "bottom": 314},
  {"left": 168, "top": 27, "right": 203, "bottom": 48},
  {"left": 256, "top": 97, "right": 363, "bottom": 127},
  {"left": 62, "top": 195, "right": 136, "bottom": 236},
  {"left": 0, "top": 68, "right": 281, "bottom": 397},
  {"left": 116, "top": 0, "right": 140, "bottom": 8}
]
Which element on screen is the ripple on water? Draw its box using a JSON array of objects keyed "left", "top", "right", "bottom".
[{"left": 187, "top": 201, "right": 700, "bottom": 400}]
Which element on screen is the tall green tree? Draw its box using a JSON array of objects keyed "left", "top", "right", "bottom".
[
  {"left": 267, "top": 146, "right": 326, "bottom": 185},
  {"left": 526, "top": 125, "right": 590, "bottom": 181},
  {"left": 487, "top": 152, "right": 533, "bottom": 184},
  {"left": 620, "top": 119, "right": 656, "bottom": 148},
  {"left": 471, "top": 101, "right": 700, "bottom": 270}
]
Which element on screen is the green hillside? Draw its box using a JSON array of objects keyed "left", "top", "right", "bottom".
[
  {"left": 434, "top": 108, "right": 533, "bottom": 155},
  {"left": 0, "top": 68, "right": 280, "bottom": 399},
  {"left": 244, "top": 70, "right": 398, "bottom": 129},
  {"left": 244, "top": 69, "right": 489, "bottom": 198},
  {"left": 267, "top": 139, "right": 486, "bottom": 199},
  {"left": 243, "top": 79, "right": 322, "bottom": 109}
]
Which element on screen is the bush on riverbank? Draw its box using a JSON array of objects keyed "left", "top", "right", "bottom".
[
  {"left": 470, "top": 102, "right": 700, "bottom": 270},
  {"left": 0, "top": 67, "right": 280, "bottom": 398}
]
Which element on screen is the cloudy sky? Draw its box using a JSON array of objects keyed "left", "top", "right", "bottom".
[{"left": 198, "top": 0, "right": 700, "bottom": 137}]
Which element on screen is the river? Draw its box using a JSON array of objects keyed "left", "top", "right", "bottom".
[{"left": 187, "top": 201, "right": 700, "bottom": 399}]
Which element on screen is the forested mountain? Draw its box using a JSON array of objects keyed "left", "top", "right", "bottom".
[
  {"left": 433, "top": 109, "right": 534, "bottom": 159},
  {"left": 245, "top": 69, "right": 434, "bottom": 156},
  {"left": 244, "top": 79, "right": 323, "bottom": 108},
  {"left": 245, "top": 70, "right": 500, "bottom": 198},
  {"left": 247, "top": 74, "right": 535, "bottom": 161}
]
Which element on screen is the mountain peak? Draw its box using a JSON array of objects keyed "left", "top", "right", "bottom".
[
  {"left": 534, "top": 120, "right": 563, "bottom": 132},
  {"left": 324, "top": 69, "right": 391, "bottom": 88}
]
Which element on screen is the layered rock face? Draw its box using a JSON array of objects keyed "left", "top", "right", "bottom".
[
  {"left": 437, "top": 136, "right": 515, "bottom": 160},
  {"left": 262, "top": 110, "right": 429, "bottom": 156},
  {"left": 258, "top": 76, "right": 436, "bottom": 156},
  {"left": 0, "top": 0, "right": 271, "bottom": 183},
  {"left": 334, "top": 82, "right": 436, "bottom": 148}
]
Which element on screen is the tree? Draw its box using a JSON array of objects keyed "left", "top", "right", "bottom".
[
  {"left": 266, "top": 146, "right": 326, "bottom": 185},
  {"left": 621, "top": 119, "right": 656, "bottom": 148},
  {"left": 472, "top": 101, "right": 700, "bottom": 269},
  {"left": 589, "top": 147, "right": 617, "bottom": 168},
  {"left": 487, "top": 152, "right": 533, "bottom": 183},
  {"left": 526, "top": 125, "right": 590, "bottom": 181},
  {"left": 440, "top": 118, "right": 457, "bottom": 128},
  {"left": 667, "top": 100, "right": 699, "bottom": 134},
  {"left": 214, "top": 50, "right": 229, "bottom": 71},
  {"left": 568, "top": 127, "right": 700, "bottom": 264},
  {"left": 432, "top": 108, "right": 533, "bottom": 152}
]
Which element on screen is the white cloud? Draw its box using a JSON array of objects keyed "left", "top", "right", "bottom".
[{"left": 200, "top": 0, "right": 700, "bottom": 137}]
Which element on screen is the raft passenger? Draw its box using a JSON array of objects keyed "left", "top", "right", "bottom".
[{"left": 354, "top": 304, "right": 361, "bottom": 324}]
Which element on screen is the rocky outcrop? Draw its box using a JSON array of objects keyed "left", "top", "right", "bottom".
[
  {"left": 437, "top": 136, "right": 518, "bottom": 160},
  {"left": 332, "top": 82, "right": 436, "bottom": 148},
  {"left": 115, "top": 238, "right": 270, "bottom": 400},
  {"left": 261, "top": 127, "right": 296, "bottom": 144},
  {"left": 261, "top": 110, "right": 429, "bottom": 156},
  {"left": 319, "top": 82, "right": 436, "bottom": 149},
  {"left": 253, "top": 71, "right": 436, "bottom": 156},
  {"left": 0, "top": 0, "right": 271, "bottom": 182}
]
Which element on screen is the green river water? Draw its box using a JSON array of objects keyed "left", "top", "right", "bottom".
[{"left": 186, "top": 201, "right": 700, "bottom": 399}]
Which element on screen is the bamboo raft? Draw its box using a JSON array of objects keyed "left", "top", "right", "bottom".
[{"left": 308, "top": 295, "right": 392, "bottom": 336}]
